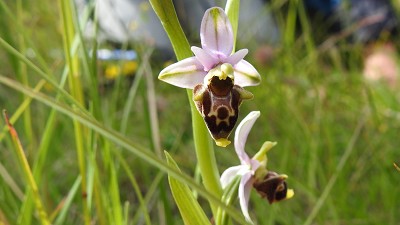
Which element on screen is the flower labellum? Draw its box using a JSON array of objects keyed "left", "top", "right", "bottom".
[
  {"left": 253, "top": 171, "right": 294, "bottom": 204},
  {"left": 194, "top": 63, "right": 253, "bottom": 147},
  {"left": 158, "top": 7, "right": 261, "bottom": 147}
]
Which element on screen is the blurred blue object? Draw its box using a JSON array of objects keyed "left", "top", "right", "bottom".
[
  {"left": 348, "top": 0, "right": 398, "bottom": 43},
  {"left": 304, "top": 0, "right": 341, "bottom": 16},
  {"left": 97, "top": 49, "right": 137, "bottom": 61},
  {"left": 298, "top": 0, "right": 399, "bottom": 43}
]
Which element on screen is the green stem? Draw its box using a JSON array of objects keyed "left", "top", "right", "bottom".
[
  {"left": 17, "top": 0, "right": 35, "bottom": 157},
  {"left": 149, "top": 0, "right": 222, "bottom": 216},
  {"left": 215, "top": 176, "right": 241, "bottom": 225},
  {"left": 284, "top": 0, "right": 298, "bottom": 47},
  {"left": 188, "top": 90, "right": 222, "bottom": 214},
  {"left": 4, "top": 111, "right": 50, "bottom": 225},
  {"left": 117, "top": 152, "right": 152, "bottom": 225},
  {"left": 225, "top": 0, "right": 240, "bottom": 52},
  {"left": 59, "top": 0, "right": 90, "bottom": 224}
]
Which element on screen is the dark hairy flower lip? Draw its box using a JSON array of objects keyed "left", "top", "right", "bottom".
[{"left": 253, "top": 171, "right": 290, "bottom": 204}]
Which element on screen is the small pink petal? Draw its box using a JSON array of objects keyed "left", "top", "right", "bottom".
[
  {"left": 239, "top": 172, "right": 254, "bottom": 223},
  {"left": 158, "top": 57, "right": 207, "bottom": 89},
  {"left": 249, "top": 159, "right": 261, "bottom": 172},
  {"left": 220, "top": 165, "right": 245, "bottom": 188},
  {"left": 191, "top": 46, "right": 218, "bottom": 71},
  {"left": 225, "top": 49, "right": 248, "bottom": 65},
  {"left": 234, "top": 111, "right": 261, "bottom": 165},
  {"left": 233, "top": 60, "right": 261, "bottom": 87},
  {"left": 200, "top": 7, "right": 233, "bottom": 57}
]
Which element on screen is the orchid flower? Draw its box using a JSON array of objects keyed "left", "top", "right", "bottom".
[
  {"left": 158, "top": 7, "right": 261, "bottom": 89},
  {"left": 220, "top": 111, "right": 294, "bottom": 223},
  {"left": 158, "top": 7, "right": 261, "bottom": 147}
]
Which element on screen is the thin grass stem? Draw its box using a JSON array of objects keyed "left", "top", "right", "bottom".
[
  {"left": 0, "top": 75, "right": 250, "bottom": 225},
  {"left": 117, "top": 152, "right": 152, "bottom": 225},
  {"left": 3, "top": 111, "right": 50, "bottom": 225},
  {"left": 16, "top": 0, "right": 35, "bottom": 155},
  {"left": 58, "top": 0, "right": 90, "bottom": 224},
  {"left": 304, "top": 109, "right": 368, "bottom": 225}
]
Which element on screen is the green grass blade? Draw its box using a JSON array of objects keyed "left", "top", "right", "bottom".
[
  {"left": 304, "top": 111, "right": 368, "bottom": 225},
  {"left": 0, "top": 75, "right": 249, "bottom": 225},
  {"left": 0, "top": 36, "right": 87, "bottom": 112},
  {"left": 131, "top": 172, "right": 164, "bottom": 224},
  {"left": 117, "top": 151, "right": 152, "bottom": 225},
  {"left": 16, "top": 0, "right": 35, "bottom": 154},
  {"left": 53, "top": 176, "right": 82, "bottom": 225},
  {"left": 165, "top": 151, "right": 211, "bottom": 225},
  {"left": 0, "top": 162, "right": 24, "bottom": 200},
  {"left": 58, "top": 0, "right": 90, "bottom": 223},
  {"left": 3, "top": 111, "right": 50, "bottom": 225}
]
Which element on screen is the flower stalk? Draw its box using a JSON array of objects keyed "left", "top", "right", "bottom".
[
  {"left": 151, "top": 1, "right": 291, "bottom": 224},
  {"left": 225, "top": 0, "right": 240, "bottom": 52},
  {"left": 149, "top": 0, "right": 222, "bottom": 215}
]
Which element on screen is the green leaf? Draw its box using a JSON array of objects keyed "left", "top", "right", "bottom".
[
  {"left": 53, "top": 176, "right": 82, "bottom": 225},
  {"left": 165, "top": 151, "right": 211, "bottom": 225}
]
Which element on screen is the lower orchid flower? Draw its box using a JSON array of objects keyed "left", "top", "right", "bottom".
[
  {"left": 220, "top": 111, "right": 294, "bottom": 223},
  {"left": 158, "top": 7, "right": 261, "bottom": 147}
]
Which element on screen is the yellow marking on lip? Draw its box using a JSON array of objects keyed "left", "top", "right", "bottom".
[
  {"left": 286, "top": 189, "right": 295, "bottom": 199},
  {"left": 215, "top": 138, "right": 231, "bottom": 147}
]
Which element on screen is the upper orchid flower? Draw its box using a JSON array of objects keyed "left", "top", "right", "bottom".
[
  {"left": 159, "top": 7, "right": 261, "bottom": 147},
  {"left": 220, "top": 111, "right": 294, "bottom": 223},
  {"left": 158, "top": 7, "right": 261, "bottom": 89}
]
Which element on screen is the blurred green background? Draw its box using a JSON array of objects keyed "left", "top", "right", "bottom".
[{"left": 0, "top": 0, "right": 399, "bottom": 224}]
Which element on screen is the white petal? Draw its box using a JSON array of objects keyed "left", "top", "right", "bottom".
[
  {"left": 220, "top": 165, "right": 245, "bottom": 189},
  {"left": 200, "top": 7, "right": 233, "bottom": 58},
  {"left": 235, "top": 111, "right": 261, "bottom": 164},
  {"left": 158, "top": 57, "right": 207, "bottom": 89},
  {"left": 191, "top": 46, "right": 218, "bottom": 71},
  {"left": 233, "top": 60, "right": 261, "bottom": 87},
  {"left": 239, "top": 172, "right": 254, "bottom": 224},
  {"left": 225, "top": 49, "right": 248, "bottom": 65}
]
